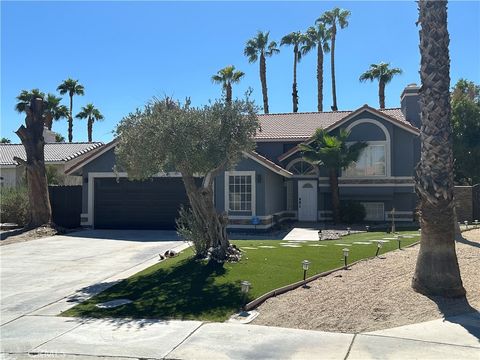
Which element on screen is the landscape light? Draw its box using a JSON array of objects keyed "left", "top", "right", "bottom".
[
  {"left": 302, "top": 260, "right": 311, "bottom": 286},
  {"left": 342, "top": 248, "right": 350, "bottom": 267},
  {"left": 397, "top": 235, "right": 402, "bottom": 250},
  {"left": 240, "top": 280, "right": 251, "bottom": 310},
  {"left": 474, "top": 220, "right": 479, "bottom": 228},
  {"left": 346, "top": 227, "right": 351, "bottom": 235},
  {"left": 464, "top": 220, "right": 468, "bottom": 229},
  {"left": 365, "top": 225, "right": 370, "bottom": 232},
  {"left": 375, "top": 242, "right": 382, "bottom": 257},
  {"left": 318, "top": 229, "right": 322, "bottom": 240}
]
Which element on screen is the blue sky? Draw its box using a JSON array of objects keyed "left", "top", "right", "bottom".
[{"left": 2, "top": 1, "right": 479, "bottom": 143}]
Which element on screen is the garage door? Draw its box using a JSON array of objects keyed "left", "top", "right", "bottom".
[{"left": 94, "top": 177, "right": 193, "bottom": 229}]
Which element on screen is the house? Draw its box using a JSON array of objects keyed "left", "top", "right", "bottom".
[
  {"left": 66, "top": 84, "right": 421, "bottom": 230},
  {"left": 0, "top": 135, "right": 103, "bottom": 187}
]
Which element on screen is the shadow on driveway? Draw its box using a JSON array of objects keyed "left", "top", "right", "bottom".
[{"left": 65, "top": 229, "right": 182, "bottom": 242}]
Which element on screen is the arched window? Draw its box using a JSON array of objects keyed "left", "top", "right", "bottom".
[{"left": 286, "top": 159, "right": 317, "bottom": 176}]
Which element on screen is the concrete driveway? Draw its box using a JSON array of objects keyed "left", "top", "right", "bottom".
[{"left": 0, "top": 229, "right": 185, "bottom": 325}]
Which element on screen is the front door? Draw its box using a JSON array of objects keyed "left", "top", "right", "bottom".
[{"left": 298, "top": 180, "right": 318, "bottom": 221}]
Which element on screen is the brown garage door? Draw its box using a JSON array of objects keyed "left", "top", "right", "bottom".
[{"left": 94, "top": 177, "right": 192, "bottom": 229}]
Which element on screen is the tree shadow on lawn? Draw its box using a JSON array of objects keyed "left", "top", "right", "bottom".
[{"left": 66, "top": 258, "right": 245, "bottom": 323}]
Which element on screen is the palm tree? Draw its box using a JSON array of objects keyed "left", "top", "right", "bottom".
[
  {"left": 75, "top": 104, "right": 104, "bottom": 142},
  {"left": 300, "top": 129, "right": 367, "bottom": 223},
  {"left": 412, "top": 0, "right": 465, "bottom": 297},
  {"left": 359, "top": 63, "right": 403, "bottom": 109},
  {"left": 301, "top": 23, "right": 331, "bottom": 112},
  {"left": 211, "top": 66, "right": 245, "bottom": 104},
  {"left": 57, "top": 78, "right": 85, "bottom": 142},
  {"left": 244, "top": 31, "right": 280, "bottom": 114},
  {"left": 281, "top": 31, "right": 307, "bottom": 113},
  {"left": 319, "top": 8, "right": 351, "bottom": 111},
  {"left": 44, "top": 94, "right": 69, "bottom": 130},
  {"left": 15, "top": 89, "right": 45, "bottom": 113}
]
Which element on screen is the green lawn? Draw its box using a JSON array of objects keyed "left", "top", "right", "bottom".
[{"left": 62, "top": 231, "right": 419, "bottom": 322}]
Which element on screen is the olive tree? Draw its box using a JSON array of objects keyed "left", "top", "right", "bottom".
[{"left": 115, "top": 98, "right": 259, "bottom": 262}]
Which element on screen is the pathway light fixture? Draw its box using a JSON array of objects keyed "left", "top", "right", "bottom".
[
  {"left": 342, "top": 248, "right": 350, "bottom": 267},
  {"left": 375, "top": 242, "right": 382, "bottom": 257},
  {"left": 464, "top": 220, "right": 468, "bottom": 229},
  {"left": 346, "top": 227, "right": 351, "bottom": 235},
  {"left": 302, "top": 260, "right": 311, "bottom": 287},
  {"left": 240, "top": 280, "right": 251, "bottom": 311}
]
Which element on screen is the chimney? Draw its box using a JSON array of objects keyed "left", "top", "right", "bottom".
[{"left": 400, "top": 83, "right": 421, "bottom": 129}]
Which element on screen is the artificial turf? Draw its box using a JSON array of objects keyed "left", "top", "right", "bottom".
[{"left": 62, "top": 231, "right": 419, "bottom": 322}]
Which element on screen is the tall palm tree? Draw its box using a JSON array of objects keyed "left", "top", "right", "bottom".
[
  {"left": 75, "top": 104, "right": 104, "bottom": 142},
  {"left": 359, "top": 63, "right": 403, "bottom": 109},
  {"left": 281, "top": 31, "right": 307, "bottom": 113},
  {"left": 244, "top": 31, "right": 280, "bottom": 114},
  {"left": 211, "top": 66, "right": 245, "bottom": 104},
  {"left": 15, "top": 89, "right": 45, "bottom": 113},
  {"left": 300, "top": 129, "right": 367, "bottom": 223},
  {"left": 57, "top": 78, "right": 85, "bottom": 142},
  {"left": 319, "top": 8, "right": 351, "bottom": 111},
  {"left": 301, "top": 23, "right": 331, "bottom": 112},
  {"left": 412, "top": 0, "right": 465, "bottom": 297},
  {"left": 44, "top": 94, "right": 69, "bottom": 130}
]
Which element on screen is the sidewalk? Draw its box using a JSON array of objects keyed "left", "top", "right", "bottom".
[{"left": 1, "top": 311, "right": 478, "bottom": 359}]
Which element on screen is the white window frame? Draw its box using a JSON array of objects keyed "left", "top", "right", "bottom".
[
  {"left": 224, "top": 171, "right": 256, "bottom": 215},
  {"left": 361, "top": 202, "right": 385, "bottom": 221},
  {"left": 343, "top": 141, "right": 388, "bottom": 178},
  {"left": 286, "top": 158, "right": 319, "bottom": 178},
  {"left": 342, "top": 118, "right": 391, "bottom": 178}
]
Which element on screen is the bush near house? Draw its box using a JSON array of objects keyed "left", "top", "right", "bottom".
[
  {"left": 340, "top": 200, "right": 366, "bottom": 224},
  {"left": 0, "top": 186, "right": 29, "bottom": 226}
]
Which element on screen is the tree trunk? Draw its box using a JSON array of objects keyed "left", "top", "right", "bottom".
[
  {"left": 88, "top": 117, "right": 93, "bottom": 142},
  {"left": 15, "top": 98, "right": 52, "bottom": 228},
  {"left": 292, "top": 49, "right": 298, "bottom": 113},
  {"left": 330, "top": 26, "right": 338, "bottom": 111},
  {"left": 412, "top": 0, "right": 465, "bottom": 298},
  {"left": 226, "top": 84, "right": 232, "bottom": 104},
  {"left": 260, "top": 53, "right": 269, "bottom": 114},
  {"left": 329, "top": 168, "right": 341, "bottom": 224},
  {"left": 68, "top": 93, "right": 73, "bottom": 142},
  {"left": 379, "top": 80, "right": 386, "bottom": 109},
  {"left": 45, "top": 113, "right": 53, "bottom": 130},
  {"left": 181, "top": 173, "right": 230, "bottom": 262},
  {"left": 317, "top": 44, "right": 324, "bottom": 112}
]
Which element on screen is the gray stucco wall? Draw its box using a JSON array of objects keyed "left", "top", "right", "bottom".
[{"left": 214, "top": 157, "right": 286, "bottom": 217}]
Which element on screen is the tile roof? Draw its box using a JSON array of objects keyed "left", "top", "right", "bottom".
[
  {"left": 255, "top": 107, "right": 414, "bottom": 140},
  {"left": 0, "top": 142, "right": 104, "bottom": 166}
]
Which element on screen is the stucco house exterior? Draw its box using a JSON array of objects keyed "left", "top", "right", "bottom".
[{"left": 66, "top": 84, "right": 421, "bottom": 230}]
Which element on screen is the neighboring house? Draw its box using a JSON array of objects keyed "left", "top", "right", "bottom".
[
  {"left": 0, "top": 140, "right": 104, "bottom": 187},
  {"left": 66, "top": 84, "right": 421, "bottom": 230}
]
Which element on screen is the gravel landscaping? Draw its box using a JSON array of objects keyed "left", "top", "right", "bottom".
[{"left": 254, "top": 229, "right": 480, "bottom": 333}]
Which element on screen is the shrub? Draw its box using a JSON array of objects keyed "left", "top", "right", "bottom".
[
  {"left": 340, "top": 201, "right": 366, "bottom": 224},
  {"left": 0, "top": 186, "right": 29, "bottom": 226},
  {"left": 176, "top": 206, "right": 209, "bottom": 258}
]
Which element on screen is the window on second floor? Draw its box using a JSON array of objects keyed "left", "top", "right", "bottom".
[{"left": 344, "top": 144, "right": 386, "bottom": 177}]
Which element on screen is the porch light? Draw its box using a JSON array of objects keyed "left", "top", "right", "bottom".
[
  {"left": 302, "top": 260, "right": 311, "bottom": 287},
  {"left": 375, "top": 242, "right": 382, "bottom": 257},
  {"left": 342, "top": 248, "right": 350, "bottom": 267},
  {"left": 346, "top": 227, "right": 351, "bottom": 235}
]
